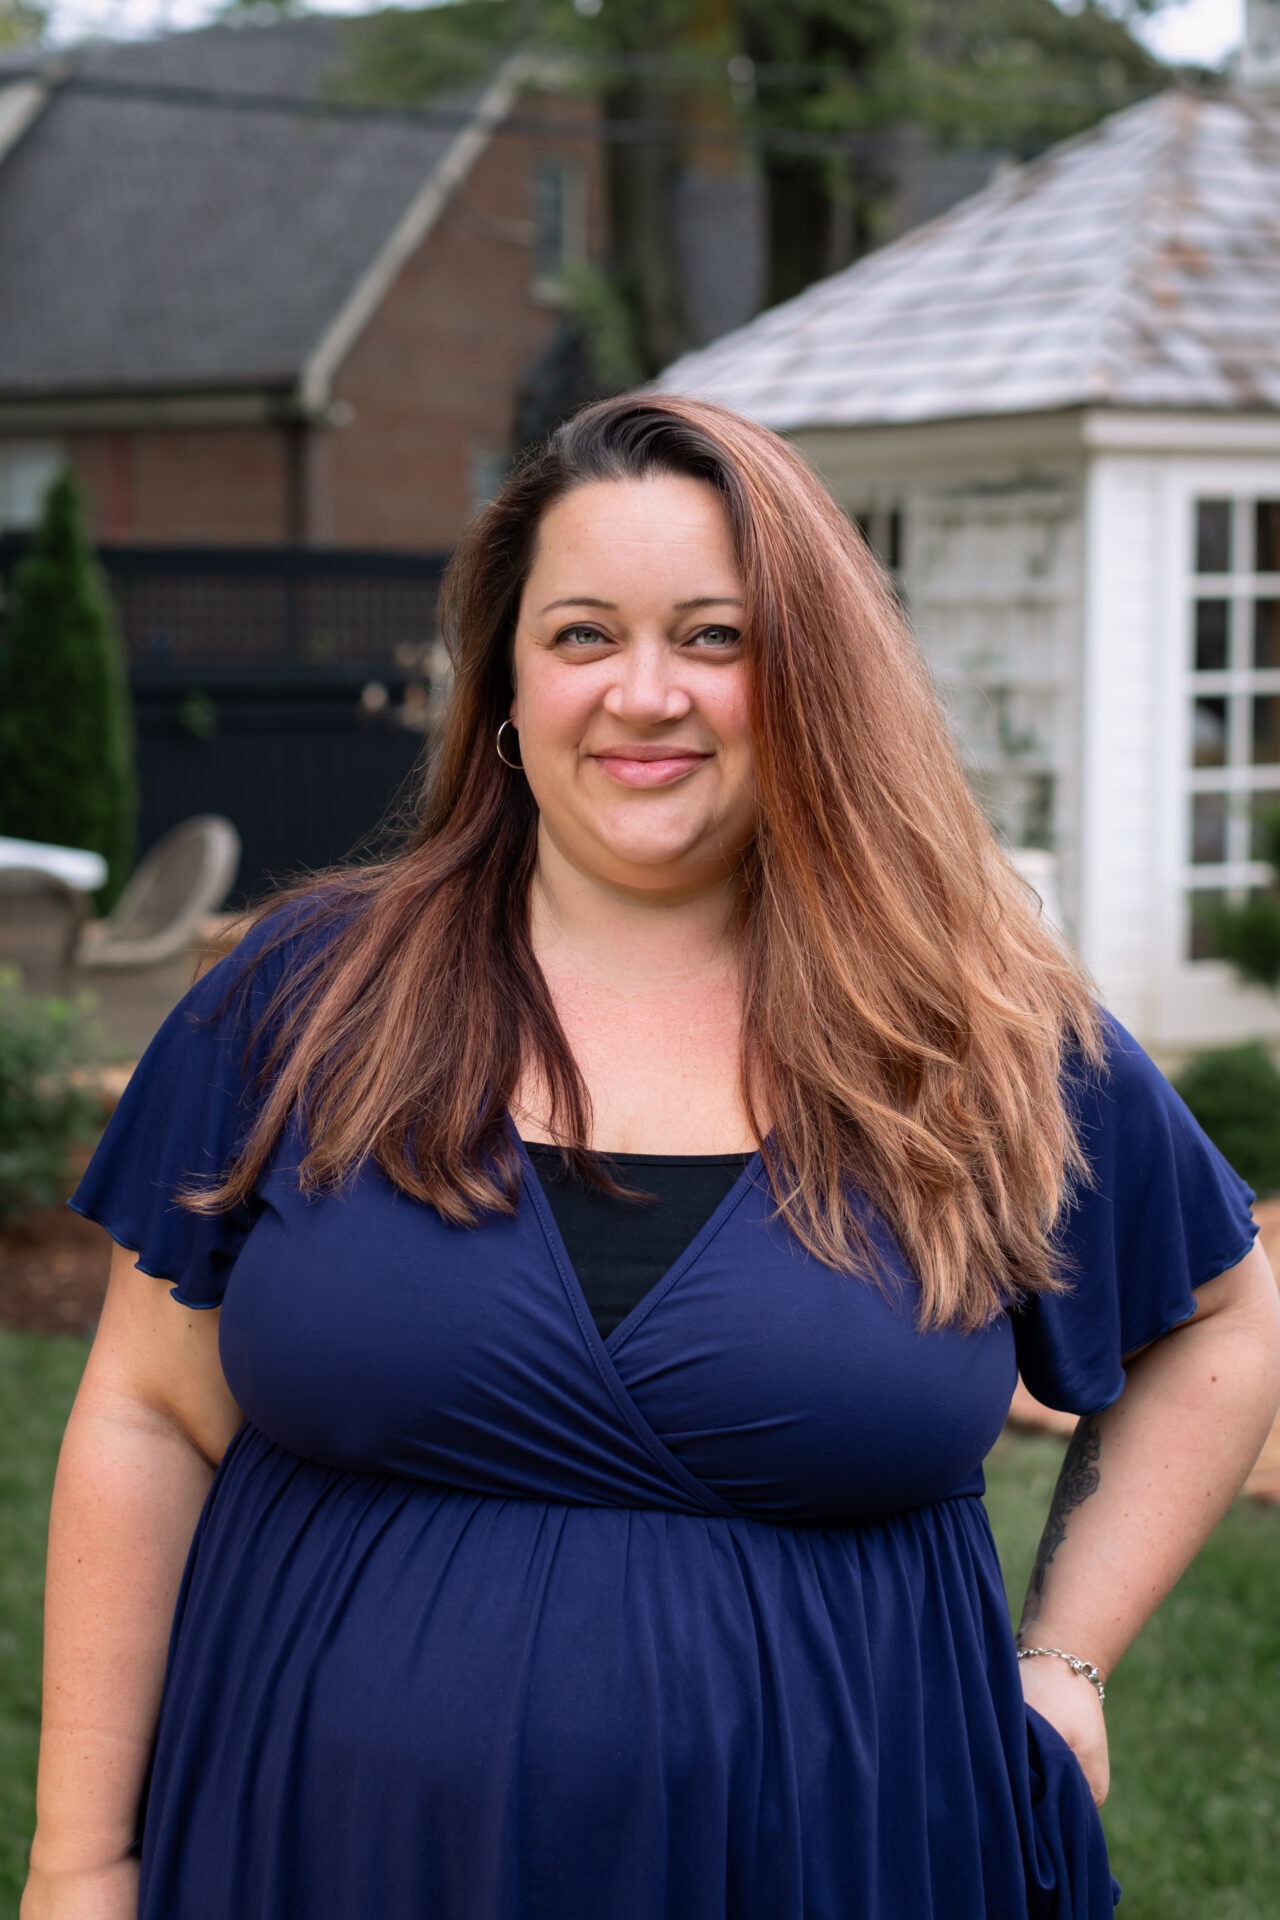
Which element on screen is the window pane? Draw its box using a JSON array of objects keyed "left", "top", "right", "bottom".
[
  {"left": 1192, "top": 696, "right": 1228, "bottom": 766},
  {"left": 1193, "top": 598, "right": 1229, "bottom": 671},
  {"left": 533, "top": 164, "right": 567, "bottom": 281},
  {"left": 1257, "top": 501, "right": 1280, "bottom": 574},
  {"left": 1254, "top": 599, "right": 1279, "bottom": 670},
  {"left": 1195, "top": 499, "right": 1232, "bottom": 573},
  {"left": 1187, "top": 889, "right": 1226, "bottom": 961},
  {"left": 1252, "top": 695, "right": 1280, "bottom": 765},
  {"left": 1190, "top": 792, "right": 1228, "bottom": 864},
  {"left": 1250, "top": 792, "right": 1280, "bottom": 862}
]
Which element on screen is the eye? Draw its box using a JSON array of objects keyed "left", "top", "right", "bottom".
[
  {"left": 553, "top": 624, "right": 612, "bottom": 649},
  {"left": 689, "top": 625, "right": 742, "bottom": 650}
]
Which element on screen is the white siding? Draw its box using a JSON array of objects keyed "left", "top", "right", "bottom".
[
  {"left": 907, "top": 479, "right": 1083, "bottom": 894},
  {"left": 791, "top": 422, "right": 1087, "bottom": 935}
]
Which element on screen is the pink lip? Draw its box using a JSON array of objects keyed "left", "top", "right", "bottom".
[{"left": 592, "top": 748, "right": 710, "bottom": 789}]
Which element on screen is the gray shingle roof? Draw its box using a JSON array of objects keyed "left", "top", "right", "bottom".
[
  {"left": 0, "top": 18, "right": 492, "bottom": 397},
  {"left": 656, "top": 90, "right": 1280, "bottom": 427}
]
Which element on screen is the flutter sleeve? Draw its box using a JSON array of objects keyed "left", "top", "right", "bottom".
[
  {"left": 1011, "top": 1009, "right": 1260, "bottom": 1417},
  {"left": 67, "top": 903, "right": 312, "bottom": 1310}
]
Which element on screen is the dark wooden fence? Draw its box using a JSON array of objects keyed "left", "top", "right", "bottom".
[{"left": 0, "top": 540, "right": 451, "bottom": 905}]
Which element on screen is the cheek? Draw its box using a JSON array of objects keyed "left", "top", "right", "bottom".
[
  {"left": 715, "top": 681, "right": 754, "bottom": 764},
  {"left": 515, "top": 669, "right": 592, "bottom": 745}
]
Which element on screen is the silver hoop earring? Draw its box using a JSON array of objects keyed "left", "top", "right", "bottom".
[{"left": 496, "top": 719, "right": 523, "bottom": 770}]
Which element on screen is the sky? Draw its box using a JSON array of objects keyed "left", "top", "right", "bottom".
[{"left": 34, "top": 0, "right": 1248, "bottom": 68}]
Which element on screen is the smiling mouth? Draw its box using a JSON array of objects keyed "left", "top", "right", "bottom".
[{"left": 591, "top": 749, "right": 710, "bottom": 788}]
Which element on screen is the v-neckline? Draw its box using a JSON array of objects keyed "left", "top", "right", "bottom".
[{"left": 508, "top": 1120, "right": 766, "bottom": 1360}]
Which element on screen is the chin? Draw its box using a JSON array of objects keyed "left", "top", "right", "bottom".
[{"left": 600, "top": 838, "right": 736, "bottom": 889}]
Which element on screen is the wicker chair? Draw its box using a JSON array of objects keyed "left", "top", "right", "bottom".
[{"left": 74, "top": 815, "right": 241, "bottom": 972}]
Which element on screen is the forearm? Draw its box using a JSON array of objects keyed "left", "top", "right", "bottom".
[
  {"left": 28, "top": 1393, "right": 214, "bottom": 1878},
  {"left": 1018, "top": 1257, "right": 1280, "bottom": 1674}
]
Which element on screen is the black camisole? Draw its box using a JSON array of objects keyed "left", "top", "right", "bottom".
[{"left": 522, "top": 1143, "right": 755, "bottom": 1340}]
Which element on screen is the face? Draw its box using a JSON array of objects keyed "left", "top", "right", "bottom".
[{"left": 510, "top": 474, "right": 755, "bottom": 896}]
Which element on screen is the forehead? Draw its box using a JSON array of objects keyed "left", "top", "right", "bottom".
[{"left": 523, "top": 476, "right": 741, "bottom": 591}]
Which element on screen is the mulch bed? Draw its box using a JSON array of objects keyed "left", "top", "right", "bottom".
[{"left": 0, "top": 1200, "right": 111, "bottom": 1338}]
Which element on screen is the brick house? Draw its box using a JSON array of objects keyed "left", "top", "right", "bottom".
[{"left": 0, "top": 15, "right": 606, "bottom": 550}]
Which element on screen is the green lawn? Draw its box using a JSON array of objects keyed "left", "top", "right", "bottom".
[
  {"left": 984, "top": 1428, "right": 1280, "bottom": 1919},
  {"left": 0, "top": 1328, "right": 85, "bottom": 1905},
  {"left": 2, "top": 1334, "right": 1277, "bottom": 1915}
]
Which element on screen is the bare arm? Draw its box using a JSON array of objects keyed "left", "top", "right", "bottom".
[
  {"left": 22, "top": 1239, "right": 242, "bottom": 1918},
  {"left": 1015, "top": 1236, "right": 1280, "bottom": 1804}
]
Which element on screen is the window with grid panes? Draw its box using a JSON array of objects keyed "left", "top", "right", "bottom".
[
  {"left": 531, "top": 159, "right": 585, "bottom": 296},
  {"left": 1185, "top": 496, "right": 1280, "bottom": 960}
]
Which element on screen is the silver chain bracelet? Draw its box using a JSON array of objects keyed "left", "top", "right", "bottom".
[{"left": 1016, "top": 1645, "right": 1106, "bottom": 1703}]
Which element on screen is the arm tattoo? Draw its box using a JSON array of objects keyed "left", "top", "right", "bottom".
[{"left": 1026, "top": 1415, "right": 1102, "bottom": 1603}]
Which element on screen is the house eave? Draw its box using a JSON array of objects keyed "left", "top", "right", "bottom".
[
  {"left": 1080, "top": 407, "right": 1280, "bottom": 454},
  {"left": 782, "top": 404, "right": 1280, "bottom": 481},
  {"left": 0, "top": 385, "right": 325, "bottom": 433},
  {"left": 784, "top": 408, "right": 1093, "bottom": 482}
]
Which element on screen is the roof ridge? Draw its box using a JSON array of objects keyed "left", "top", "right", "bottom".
[{"left": 1085, "top": 91, "right": 1191, "bottom": 403}]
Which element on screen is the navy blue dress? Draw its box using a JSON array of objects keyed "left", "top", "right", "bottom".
[{"left": 68, "top": 907, "right": 1259, "bottom": 1919}]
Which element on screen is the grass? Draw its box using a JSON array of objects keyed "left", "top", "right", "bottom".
[
  {"left": 1, "top": 1337, "right": 1277, "bottom": 1915},
  {"left": 0, "top": 1328, "right": 86, "bottom": 1907}
]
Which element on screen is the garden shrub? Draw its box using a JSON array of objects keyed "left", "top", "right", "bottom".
[
  {"left": 0, "top": 967, "right": 104, "bottom": 1225},
  {"left": 1173, "top": 1042, "right": 1280, "bottom": 1201},
  {"left": 1203, "top": 806, "right": 1280, "bottom": 990}
]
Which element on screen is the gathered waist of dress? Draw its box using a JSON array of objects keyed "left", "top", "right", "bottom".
[{"left": 217, "top": 1418, "right": 991, "bottom": 1537}]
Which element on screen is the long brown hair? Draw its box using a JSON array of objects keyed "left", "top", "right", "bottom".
[{"left": 191, "top": 393, "right": 1103, "bottom": 1330}]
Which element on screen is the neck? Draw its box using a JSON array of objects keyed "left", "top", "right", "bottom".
[{"left": 528, "top": 826, "right": 741, "bottom": 986}]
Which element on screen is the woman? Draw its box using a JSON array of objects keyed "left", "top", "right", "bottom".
[{"left": 24, "top": 395, "right": 1280, "bottom": 1920}]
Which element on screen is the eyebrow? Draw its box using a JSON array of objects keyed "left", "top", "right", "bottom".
[{"left": 536, "top": 595, "right": 745, "bottom": 615}]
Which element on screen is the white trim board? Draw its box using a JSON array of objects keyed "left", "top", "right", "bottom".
[
  {"left": 298, "top": 55, "right": 529, "bottom": 415},
  {"left": 0, "top": 79, "right": 48, "bottom": 165}
]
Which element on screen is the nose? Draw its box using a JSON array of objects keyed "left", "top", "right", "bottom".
[{"left": 601, "top": 637, "right": 693, "bottom": 727}]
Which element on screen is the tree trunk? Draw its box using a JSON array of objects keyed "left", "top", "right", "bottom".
[{"left": 603, "top": 77, "right": 696, "bottom": 377}]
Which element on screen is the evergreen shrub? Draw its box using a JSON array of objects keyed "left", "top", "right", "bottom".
[
  {"left": 0, "top": 472, "right": 136, "bottom": 912},
  {"left": 0, "top": 967, "right": 103, "bottom": 1226},
  {"left": 1173, "top": 1042, "right": 1280, "bottom": 1201}
]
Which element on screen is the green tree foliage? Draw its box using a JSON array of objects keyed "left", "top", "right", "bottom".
[
  {"left": 912, "top": 0, "right": 1171, "bottom": 155},
  {"left": 0, "top": 473, "right": 136, "bottom": 912},
  {"left": 0, "top": 0, "right": 45, "bottom": 49},
  {"left": 215, "top": 0, "right": 310, "bottom": 22},
  {"left": 735, "top": 0, "right": 907, "bottom": 307}
]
